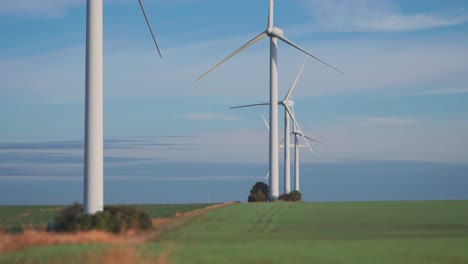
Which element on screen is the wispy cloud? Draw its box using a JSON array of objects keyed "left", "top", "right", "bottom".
[
  {"left": 0, "top": 176, "right": 81, "bottom": 182},
  {"left": 345, "top": 116, "right": 414, "bottom": 126},
  {"left": 107, "top": 175, "right": 262, "bottom": 181},
  {"left": 299, "top": 0, "right": 468, "bottom": 32},
  {"left": 304, "top": 118, "right": 468, "bottom": 163},
  {"left": 0, "top": 0, "right": 207, "bottom": 18},
  {"left": 177, "top": 112, "right": 241, "bottom": 121},
  {"left": 362, "top": 14, "right": 468, "bottom": 32},
  {"left": 416, "top": 87, "right": 468, "bottom": 96},
  {"left": 4, "top": 32, "right": 467, "bottom": 103},
  {"left": 0, "top": 175, "right": 262, "bottom": 182},
  {"left": 0, "top": 0, "right": 84, "bottom": 17}
]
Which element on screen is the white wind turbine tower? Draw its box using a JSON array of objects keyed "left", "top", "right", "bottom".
[
  {"left": 259, "top": 112, "right": 323, "bottom": 192},
  {"left": 231, "top": 54, "right": 325, "bottom": 194},
  {"left": 84, "top": 0, "right": 162, "bottom": 214},
  {"left": 197, "top": 0, "right": 342, "bottom": 200},
  {"left": 260, "top": 113, "right": 315, "bottom": 187},
  {"left": 287, "top": 107, "right": 327, "bottom": 191}
]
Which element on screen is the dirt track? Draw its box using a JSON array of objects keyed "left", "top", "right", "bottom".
[{"left": 131, "top": 202, "right": 235, "bottom": 243}]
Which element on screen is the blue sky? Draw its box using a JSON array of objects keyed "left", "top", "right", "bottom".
[
  {"left": 0, "top": 0, "right": 468, "bottom": 162},
  {"left": 1, "top": 0, "right": 468, "bottom": 164}
]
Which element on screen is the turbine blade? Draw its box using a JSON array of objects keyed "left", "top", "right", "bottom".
[
  {"left": 284, "top": 52, "right": 310, "bottom": 100},
  {"left": 261, "top": 114, "right": 270, "bottom": 131},
  {"left": 285, "top": 106, "right": 314, "bottom": 154},
  {"left": 196, "top": 32, "right": 268, "bottom": 81},
  {"left": 276, "top": 34, "right": 343, "bottom": 75},
  {"left": 137, "top": 0, "right": 162, "bottom": 58},
  {"left": 230, "top": 102, "right": 269, "bottom": 109},
  {"left": 266, "top": 171, "right": 269, "bottom": 180},
  {"left": 279, "top": 138, "right": 285, "bottom": 145},
  {"left": 303, "top": 135, "right": 328, "bottom": 147}
]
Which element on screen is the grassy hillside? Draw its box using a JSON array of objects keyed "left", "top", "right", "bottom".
[
  {"left": 0, "top": 203, "right": 213, "bottom": 229},
  {"left": 144, "top": 201, "right": 468, "bottom": 264},
  {"left": 0, "top": 206, "right": 62, "bottom": 229},
  {"left": 1, "top": 201, "right": 467, "bottom": 263}
]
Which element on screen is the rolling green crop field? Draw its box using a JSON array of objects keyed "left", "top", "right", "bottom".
[
  {"left": 147, "top": 201, "right": 468, "bottom": 264},
  {"left": 0, "top": 203, "right": 213, "bottom": 229},
  {"left": 1, "top": 201, "right": 468, "bottom": 264}
]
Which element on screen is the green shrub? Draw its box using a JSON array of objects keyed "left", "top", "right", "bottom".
[
  {"left": 248, "top": 192, "right": 267, "bottom": 202},
  {"left": 289, "top": 191, "right": 302, "bottom": 201},
  {"left": 248, "top": 182, "right": 269, "bottom": 202},
  {"left": 105, "top": 206, "right": 152, "bottom": 231},
  {"left": 250, "top": 182, "right": 269, "bottom": 197},
  {"left": 278, "top": 193, "right": 291, "bottom": 201},
  {"left": 50, "top": 203, "right": 152, "bottom": 233}
]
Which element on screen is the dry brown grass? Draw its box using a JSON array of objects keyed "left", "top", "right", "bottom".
[
  {"left": 98, "top": 246, "right": 141, "bottom": 264},
  {"left": 90, "top": 244, "right": 172, "bottom": 264},
  {"left": 151, "top": 217, "right": 172, "bottom": 226},
  {"left": 0, "top": 202, "right": 236, "bottom": 258},
  {"left": 0, "top": 230, "right": 126, "bottom": 253}
]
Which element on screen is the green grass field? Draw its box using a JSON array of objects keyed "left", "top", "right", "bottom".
[
  {"left": 1, "top": 201, "right": 468, "bottom": 263},
  {"left": 0, "top": 203, "right": 213, "bottom": 229},
  {"left": 146, "top": 201, "right": 468, "bottom": 264}
]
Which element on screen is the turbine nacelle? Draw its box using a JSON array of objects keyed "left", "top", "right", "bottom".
[
  {"left": 266, "top": 27, "right": 284, "bottom": 37},
  {"left": 292, "top": 131, "right": 304, "bottom": 137},
  {"left": 282, "top": 99, "right": 294, "bottom": 107}
]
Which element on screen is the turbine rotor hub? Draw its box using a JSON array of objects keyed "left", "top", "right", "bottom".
[
  {"left": 284, "top": 100, "right": 294, "bottom": 107},
  {"left": 267, "top": 27, "right": 284, "bottom": 37}
]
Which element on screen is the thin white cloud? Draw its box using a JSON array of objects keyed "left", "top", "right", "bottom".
[
  {"left": 346, "top": 116, "right": 414, "bottom": 127},
  {"left": 303, "top": 119, "right": 468, "bottom": 163},
  {"left": 0, "top": 0, "right": 84, "bottom": 17},
  {"left": 299, "top": 0, "right": 468, "bottom": 32},
  {"left": 0, "top": 176, "right": 81, "bottom": 182},
  {"left": 4, "top": 34, "right": 467, "bottom": 103},
  {"left": 363, "top": 14, "right": 468, "bottom": 32},
  {"left": 0, "top": 0, "right": 207, "bottom": 18},
  {"left": 108, "top": 175, "right": 262, "bottom": 181},
  {"left": 416, "top": 87, "right": 468, "bottom": 96},
  {"left": 177, "top": 112, "right": 241, "bottom": 121},
  {"left": 0, "top": 175, "right": 262, "bottom": 182}
]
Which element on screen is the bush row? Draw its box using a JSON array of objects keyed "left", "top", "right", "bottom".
[
  {"left": 278, "top": 190, "right": 302, "bottom": 202},
  {"left": 248, "top": 182, "right": 302, "bottom": 202},
  {"left": 49, "top": 203, "right": 152, "bottom": 233}
]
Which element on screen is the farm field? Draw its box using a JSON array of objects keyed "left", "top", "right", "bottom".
[
  {"left": 1, "top": 200, "right": 468, "bottom": 263},
  {"left": 0, "top": 203, "right": 213, "bottom": 229},
  {"left": 146, "top": 200, "right": 468, "bottom": 264}
]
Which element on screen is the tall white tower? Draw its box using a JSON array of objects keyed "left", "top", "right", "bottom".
[{"left": 83, "top": 0, "right": 104, "bottom": 214}]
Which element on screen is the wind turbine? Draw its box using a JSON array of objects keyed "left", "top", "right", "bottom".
[
  {"left": 287, "top": 107, "right": 327, "bottom": 191},
  {"left": 231, "top": 53, "right": 324, "bottom": 194},
  {"left": 84, "top": 0, "right": 162, "bottom": 214},
  {"left": 196, "top": 0, "right": 341, "bottom": 200},
  {"left": 259, "top": 108, "right": 324, "bottom": 194}
]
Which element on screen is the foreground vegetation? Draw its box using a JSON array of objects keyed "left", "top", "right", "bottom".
[
  {"left": 51, "top": 204, "right": 152, "bottom": 233},
  {"left": 1, "top": 200, "right": 467, "bottom": 263},
  {"left": 0, "top": 203, "right": 213, "bottom": 230}
]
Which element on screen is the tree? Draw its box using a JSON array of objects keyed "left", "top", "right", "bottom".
[
  {"left": 248, "top": 182, "right": 269, "bottom": 202},
  {"left": 289, "top": 190, "right": 302, "bottom": 201},
  {"left": 278, "top": 193, "right": 291, "bottom": 201},
  {"left": 50, "top": 203, "right": 152, "bottom": 233}
]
